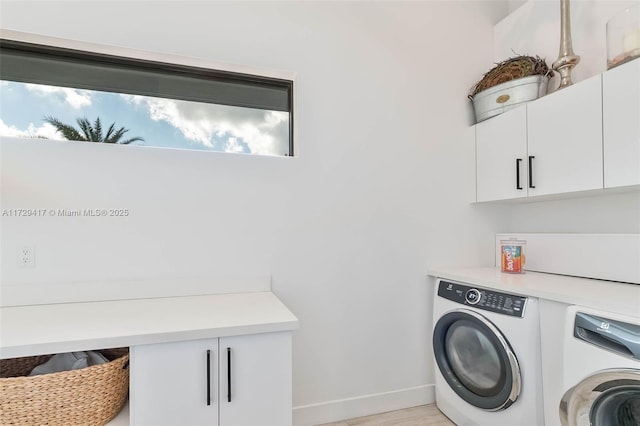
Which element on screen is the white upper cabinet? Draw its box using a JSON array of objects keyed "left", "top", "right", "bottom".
[
  {"left": 526, "top": 74, "right": 604, "bottom": 197},
  {"left": 470, "top": 62, "right": 640, "bottom": 203},
  {"left": 476, "top": 106, "right": 528, "bottom": 202},
  {"left": 603, "top": 60, "right": 640, "bottom": 188}
]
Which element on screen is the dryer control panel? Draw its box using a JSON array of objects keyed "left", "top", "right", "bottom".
[{"left": 437, "top": 280, "right": 527, "bottom": 318}]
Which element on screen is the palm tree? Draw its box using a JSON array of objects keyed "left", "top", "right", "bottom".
[{"left": 43, "top": 116, "right": 144, "bottom": 144}]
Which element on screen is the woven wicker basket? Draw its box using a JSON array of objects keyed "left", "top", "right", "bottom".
[{"left": 0, "top": 348, "right": 129, "bottom": 426}]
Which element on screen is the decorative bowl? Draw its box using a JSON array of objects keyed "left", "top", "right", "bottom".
[{"left": 472, "top": 75, "right": 549, "bottom": 123}]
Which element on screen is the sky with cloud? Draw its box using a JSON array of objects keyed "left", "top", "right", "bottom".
[{"left": 0, "top": 80, "right": 290, "bottom": 156}]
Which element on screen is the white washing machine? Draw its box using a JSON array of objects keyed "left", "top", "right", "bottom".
[
  {"left": 432, "top": 278, "right": 544, "bottom": 426},
  {"left": 557, "top": 306, "right": 640, "bottom": 426}
]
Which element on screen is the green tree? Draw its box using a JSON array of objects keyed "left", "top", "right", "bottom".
[{"left": 43, "top": 116, "right": 144, "bottom": 144}]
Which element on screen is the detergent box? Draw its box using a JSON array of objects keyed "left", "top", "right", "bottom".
[{"left": 500, "top": 239, "right": 526, "bottom": 273}]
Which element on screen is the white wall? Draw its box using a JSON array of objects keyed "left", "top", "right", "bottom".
[
  {"left": 508, "top": 0, "right": 528, "bottom": 14},
  {"left": 0, "top": 1, "right": 510, "bottom": 423}
]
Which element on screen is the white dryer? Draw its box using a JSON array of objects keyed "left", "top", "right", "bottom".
[
  {"left": 558, "top": 306, "right": 640, "bottom": 426},
  {"left": 432, "top": 278, "right": 544, "bottom": 426}
]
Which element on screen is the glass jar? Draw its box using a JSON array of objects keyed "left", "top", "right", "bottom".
[{"left": 607, "top": 4, "right": 640, "bottom": 69}]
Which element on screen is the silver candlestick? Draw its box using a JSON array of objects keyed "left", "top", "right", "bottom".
[{"left": 552, "top": 0, "right": 581, "bottom": 89}]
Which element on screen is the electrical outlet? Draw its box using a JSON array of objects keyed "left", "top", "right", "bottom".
[{"left": 17, "top": 245, "right": 35, "bottom": 268}]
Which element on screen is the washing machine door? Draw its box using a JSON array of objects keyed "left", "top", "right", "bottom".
[
  {"left": 433, "top": 308, "right": 521, "bottom": 411},
  {"left": 559, "top": 369, "right": 640, "bottom": 426}
]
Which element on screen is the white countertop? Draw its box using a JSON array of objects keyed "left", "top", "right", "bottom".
[
  {"left": 428, "top": 267, "right": 640, "bottom": 317},
  {"left": 0, "top": 291, "right": 299, "bottom": 359}
]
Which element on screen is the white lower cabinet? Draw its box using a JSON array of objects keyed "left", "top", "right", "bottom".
[
  {"left": 131, "top": 338, "right": 220, "bottom": 426},
  {"left": 130, "top": 331, "right": 292, "bottom": 426},
  {"left": 218, "top": 333, "right": 292, "bottom": 426}
]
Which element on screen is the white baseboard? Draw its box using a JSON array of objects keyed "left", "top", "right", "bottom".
[{"left": 292, "top": 384, "right": 435, "bottom": 426}]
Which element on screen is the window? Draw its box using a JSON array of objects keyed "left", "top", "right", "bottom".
[{"left": 0, "top": 38, "right": 294, "bottom": 156}]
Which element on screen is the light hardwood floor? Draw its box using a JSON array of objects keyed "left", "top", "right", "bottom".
[{"left": 318, "top": 404, "right": 455, "bottom": 426}]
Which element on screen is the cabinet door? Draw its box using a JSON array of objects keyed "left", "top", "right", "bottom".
[
  {"left": 219, "top": 332, "right": 292, "bottom": 426},
  {"left": 527, "top": 75, "right": 604, "bottom": 196},
  {"left": 130, "top": 339, "right": 219, "bottom": 426},
  {"left": 476, "top": 106, "right": 528, "bottom": 202},
  {"left": 603, "top": 59, "right": 640, "bottom": 188}
]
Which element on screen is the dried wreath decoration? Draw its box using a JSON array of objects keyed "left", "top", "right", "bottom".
[{"left": 469, "top": 55, "right": 554, "bottom": 100}]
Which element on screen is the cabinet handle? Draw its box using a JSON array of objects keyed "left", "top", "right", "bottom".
[
  {"left": 207, "top": 350, "right": 211, "bottom": 406},
  {"left": 528, "top": 156, "right": 535, "bottom": 188},
  {"left": 516, "top": 158, "right": 523, "bottom": 190},
  {"left": 227, "top": 347, "right": 232, "bottom": 402}
]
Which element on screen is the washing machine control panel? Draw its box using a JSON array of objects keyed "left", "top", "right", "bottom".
[{"left": 438, "top": 280, "right": 527, "bottom": 318}]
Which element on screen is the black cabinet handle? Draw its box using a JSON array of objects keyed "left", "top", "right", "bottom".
[
  {"left": 206, "top": 350, "right": 211, "bottom": 406},
  {"left": 516, "top": 158, "right": 523, "bottom": 190},
  {"left": 528, "top": 156, "right": 535, "bottom": 188},
  {"left": 227, "top": 347, "right": 232, "bottom": 402}
]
